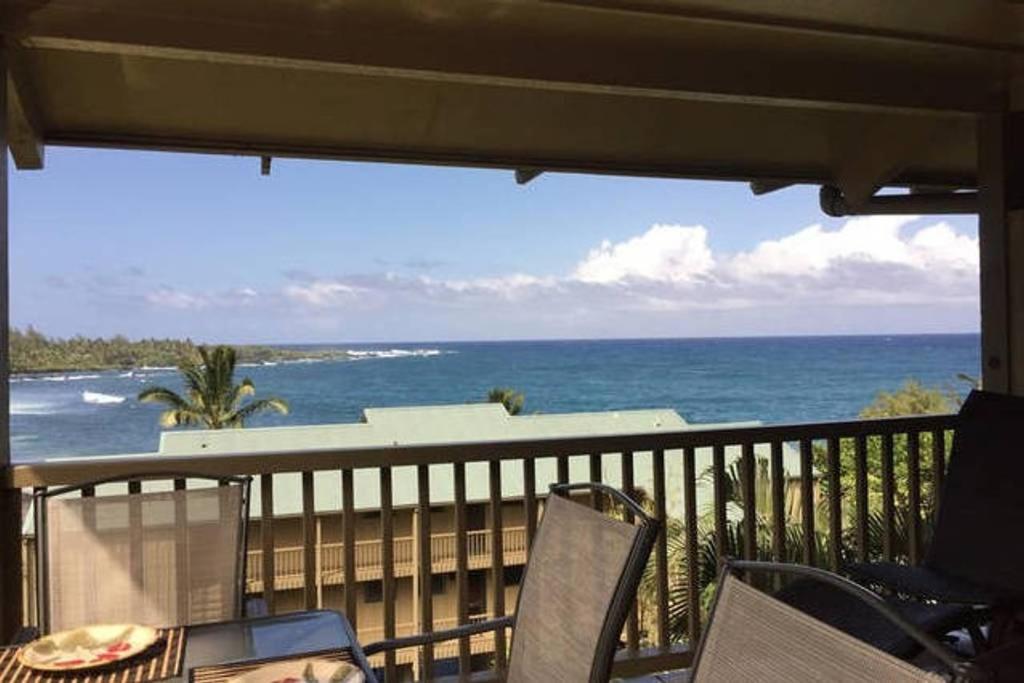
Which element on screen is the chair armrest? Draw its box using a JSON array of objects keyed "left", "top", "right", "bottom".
[
  {"left": 11, "top": 626, "right": 40, "bottom": 645},
  {"left": 844, "top": 562, "right": 996, "bottom": 604},
  {"left": 245, "top": 597, "right": 269, "bottom": 618},
  {"left": 363, "top": 616, "right": 514, "bottom": 656}
]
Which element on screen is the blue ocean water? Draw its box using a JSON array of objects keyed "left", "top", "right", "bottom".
[{"left": 10, "top": 334, "right": 980, "bottom": 462}]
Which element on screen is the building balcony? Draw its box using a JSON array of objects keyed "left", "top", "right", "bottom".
[{"left": 244, "top": 527, "right": 529, "bottom": 590}]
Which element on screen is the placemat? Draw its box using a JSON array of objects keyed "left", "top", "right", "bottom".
[
  {"left": 189, "top": 649, "right": 355, "bottom": 683},
  {"left": 0, "top": 626, "right": 186, "bottom": 683}
]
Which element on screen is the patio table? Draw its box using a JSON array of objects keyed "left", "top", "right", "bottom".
[{"left": 175, "top": 609, "right": 377, "bottom": 683}]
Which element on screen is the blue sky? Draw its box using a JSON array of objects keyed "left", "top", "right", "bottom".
[{"left": 10, "top": 148, "right": 980, "bottom": 343}]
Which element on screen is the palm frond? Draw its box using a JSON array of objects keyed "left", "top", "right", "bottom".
[
  {"left": 159, "top": 408, "right": 205, "bottom": 428},
  {"left": 138, "top": 386, "right": 190, "bottom": 410},
  {"left": 230, "top": 378, "right": 256, "bottom": 409},
  {"left": 225, "top": 396, "right": 290, "bottom": 427}
]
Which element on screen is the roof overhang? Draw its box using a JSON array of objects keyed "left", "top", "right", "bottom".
[{"left": 4, "top": 0, "right": 1022, "bottom": 193}]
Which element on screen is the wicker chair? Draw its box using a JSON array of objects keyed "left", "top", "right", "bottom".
[
  {"left": 777, "top": 389, "right": 1024, "bottom": 657},
  {"left": 689, "top": 560, "right": 984, "bottom": 682},
  {"left": 30, "top": 473, "right": 257, "bottom": 635},
  {"left": 363, "top": 482, "right": 659, "bottom": 682}
]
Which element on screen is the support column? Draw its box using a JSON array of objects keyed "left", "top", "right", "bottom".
[
  {"left": 978, "top": 113, "right": 1024, "bottom": 395},
  {"left": 0, "top": 42, "right": 23, "bottom": 643}
]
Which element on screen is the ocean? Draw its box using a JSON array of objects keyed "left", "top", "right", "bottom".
[{"left": 10, "top": 334, "right": 980, "bottom": 462}]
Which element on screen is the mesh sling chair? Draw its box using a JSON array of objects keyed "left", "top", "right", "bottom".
[
  {"left": 778, "top": 389, "right": 1024, "bottom": 658},
  {"left": 363, "top": 482, "right": 659, "bottom": 682},
  {"left": 30, "top": 473, "right": 256, "bottom": 636},
  {"left": 689, "top": 560, "right": 985, "bottom": 683}
]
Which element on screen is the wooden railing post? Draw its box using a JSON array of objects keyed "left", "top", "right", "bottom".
[{"left": 0, "top": 44, "right": 22, "bottom": 644}]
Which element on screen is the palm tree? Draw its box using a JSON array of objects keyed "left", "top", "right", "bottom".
[
  {"left": 138, "top": 345, "right": 289, "bottom": 429},
  {"left": 487, "top": 387, "right": 525, "bottom": 415}
]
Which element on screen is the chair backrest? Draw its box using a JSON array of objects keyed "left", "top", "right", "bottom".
[
  {"left": 506, "top": 483, "right": 658, "bottom": 683},
  {"left": 36, "top": 475, "right": 251, "bottom": 633},
  {"left": 926, "top": 389, "right": 1024, "bottom": 596},
  {"left": 691, "top": 572, "right": 946, "bottom": 683}
]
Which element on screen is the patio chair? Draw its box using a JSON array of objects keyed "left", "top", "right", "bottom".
[
  {"left": 689, "top": 560, "right": 984, "bottom": 682},
  {"left": 28, "top": 473, "right": 257, "bottom": 636},
  {"left": 363, "top": 482, "right": 659, "bottom": 682},
  {"left": 777, "top": 389, "right": 1024, "bottom": 657}
]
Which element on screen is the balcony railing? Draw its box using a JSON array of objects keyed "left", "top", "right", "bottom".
[
  {"left": 10, "top": 412, "right": 957, "bottom": 681},
  {"left": 245, "top": 527, "right": 529, "bottom": 590}
]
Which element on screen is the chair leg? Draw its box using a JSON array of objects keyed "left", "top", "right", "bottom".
[{"left": 967, "top": 622, "right": 988, "bottom": 654}]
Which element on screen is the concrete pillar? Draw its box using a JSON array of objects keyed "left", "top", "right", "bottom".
[
  {"left": 978, "top": 114, "right": 1024, "bottom": 394},
  {"left": 0, "top": 41, "right": 22, "bottom": 642}
]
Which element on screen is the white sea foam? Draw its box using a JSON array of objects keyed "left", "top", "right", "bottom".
[
  {"left": 66, "top": 374, "right": 101, "bottom": 381},
  {"left": 82, "top": 391, "right": 126, "bottom": 405},
  {"left": 10, "top": 401, "right": 59, "bottom": 415},
  {"left": 346, "top": 349, "right": 448, "bottom": 360}
]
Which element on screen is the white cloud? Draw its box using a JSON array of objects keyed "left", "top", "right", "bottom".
[
  {"left": 727, "top": 215, "right": 977, "bottom": 280},
  {"left": 284, "top": 280, "right": 362, "bottom": 306},
  {"left": 125, "top": 216, "right": 978, "bottom": 338},
  {"left": 145, "top": 288, "right": 208, "bottom": 310},
  {"left": 573, "top": 224, "right": 714, "bottom": 284}
]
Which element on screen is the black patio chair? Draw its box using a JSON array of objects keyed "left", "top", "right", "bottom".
[
  {"left": 363, "top": 482, "right": 659, "bottom": 682},
  {"left": 689, "top": 560, "right": 985, "bottom": 682},
  {"left": 19, "top": 473, "right": 262, "bottom": 642},
  {"left": 777, "top": 389, "right": 1024, "bottom": 658}
]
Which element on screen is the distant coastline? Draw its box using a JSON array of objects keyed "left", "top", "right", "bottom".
[
  {"left": 10, "top": 327, "right": 348, "bottom": 375},
  {"left": 9, "top": 328, "right": 979, "bottom": 374}
]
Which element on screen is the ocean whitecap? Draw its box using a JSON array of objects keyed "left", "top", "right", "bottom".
[
  {"left": 10, "top": 401, "right": 59, "bottom": 415},
  {"left": 82, "top": 391, "right": 126, "bottom": 405}
]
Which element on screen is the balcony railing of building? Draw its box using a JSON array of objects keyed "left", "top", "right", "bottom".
[
  {"left": 9, "top": 412, "right": 957, "bottom": 681},
  {"left": 245, "top": 527, "right": 529, "bottom": 590}
]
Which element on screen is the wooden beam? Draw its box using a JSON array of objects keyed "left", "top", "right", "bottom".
[
  {"left": 4, "top": 42, "right": 43, "bottom": 170},
  {"left": 11, "top": 1, "right": 1004, "bottom": 116},
  {"left": 830, "top": 118, "right": 961, "bottom": 207},
  {"left": 514, "top": 169, "right": 543, "bottom": 185},
  {"left": 978, "top": 112, "right": 1024, "bottom": 394},
  {"left": 558, "top": 0, "right": 1024, "bottom": 52},
  {"left": 0, "top": 41, "right": 22, "bottom": 644}
]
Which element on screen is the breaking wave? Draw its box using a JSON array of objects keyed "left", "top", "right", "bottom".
[
  {"left": 346, "top": 349, "right": 448, "bottom": 360},
  {"left": 10, "top": 400, "right": 60, "bottom": 415},
  {"left": 82, "top": 391, "right": 126, "bottom": 405}
]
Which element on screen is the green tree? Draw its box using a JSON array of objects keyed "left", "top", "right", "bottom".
[
  {"left": 642, "top": 379, "right": 961, "bottom": 646},
  {"left": 487, "top": 387, "right": 525, "bottom": 415},
  {"left": 814, "top": 379, "right": 955, "bottom": 525},
  {"left": 138, "top": 345, "right": 289, "bottom": 429},
  {"left": 857, "top": 379, "right": 957, "bottom": 419}
]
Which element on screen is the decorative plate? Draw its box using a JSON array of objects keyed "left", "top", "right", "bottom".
[
  {"left": 18, "top": 624, "right": 161, "bottom": 672},
  {"left": 229, "top": 659, "right": 364, "bottom": 683}
]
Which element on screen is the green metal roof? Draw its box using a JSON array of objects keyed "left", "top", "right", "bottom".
[{"left": 24, "top": 405, "right": 803, "bottom": 533}]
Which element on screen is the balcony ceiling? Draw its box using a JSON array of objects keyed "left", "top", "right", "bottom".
[{"left": 3, "top": 0, "right": 1023, "bottom": 192}]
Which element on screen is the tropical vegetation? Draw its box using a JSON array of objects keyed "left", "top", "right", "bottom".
[
  {"left": 138, "top": 345, "right": 290, "bottom": 429},
  {"left": 10, "top": 326, "right": 346, "bottom": 374},
  {"left": 636, "top": 379, "right": 960, "bottom": 646},
  {"left": 487, "top": 387, "right": 525, "bottom": 415}
]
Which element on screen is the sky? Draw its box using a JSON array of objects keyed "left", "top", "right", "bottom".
[{"left": 9, "top": 148, "right": 980, "bottom": 344}]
